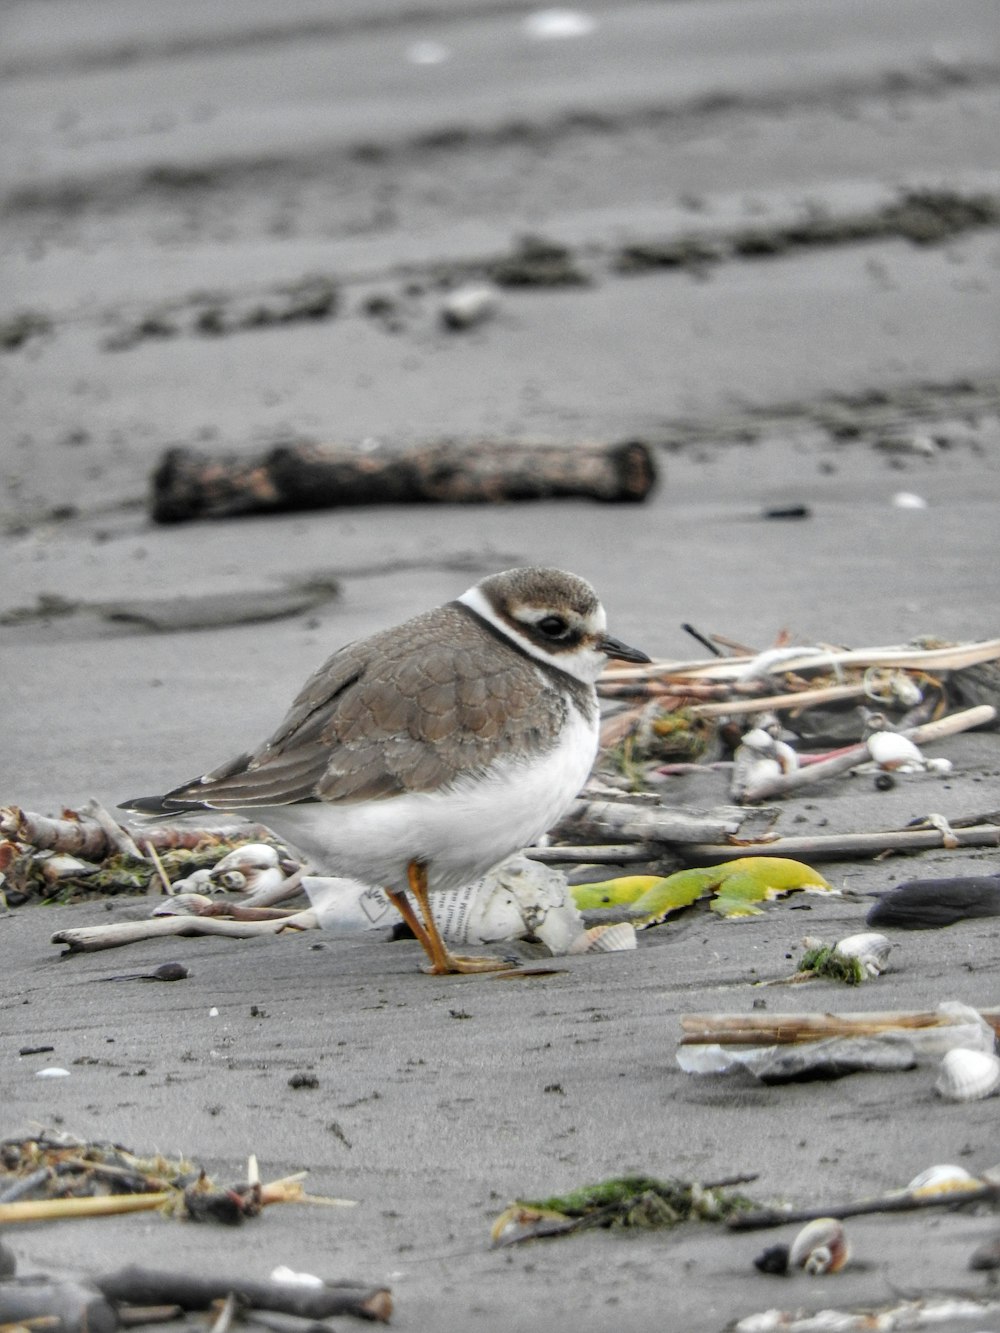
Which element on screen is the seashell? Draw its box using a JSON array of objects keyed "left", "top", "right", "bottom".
[
  {"left": 440, "top": 283, "right": 500, "bottom": 330},
  {"left": 925, "top": 756, "right": 953, "bottom": 774},
  {"left": 935, "top": 1047, "right": 1000, "bottom": 1102},
  {"left": 788, "top": 1217, "right": 849, "bottom": 1275},
  {"left": 152, "top": 892, "right": 213, "bottom": 916},
  {"left": 740, "top": 728, "right": 778, "bottom": 753},
  {"left": 579, "top": 922, "right": 637, "bottom": 953},
  {"left": 217, "top": 869, "right": 248, "bottom": 890},
  {"left": 212, "top": 843, "right": 280, "bottom": 872},
  {"left": 866, "top": 730, "right": 925, "bottom": 772},
  {"left": 833, "top": 932, "right": 891, "bottom": 978},
  {"left": 166, "top": 867, "right": 215, "bottom": 895},
  {"left": 37, "top": 852, "right": 97, "bottom": 883},
  {"left": 906, "top": 1164, "right": 979, "bottom": 1195}
]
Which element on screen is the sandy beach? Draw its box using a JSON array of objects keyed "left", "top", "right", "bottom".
[{"left": 2, "top": 2, "right": 999, "bottom": 1329}]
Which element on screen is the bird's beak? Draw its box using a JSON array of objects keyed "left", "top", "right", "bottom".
[{"left": 600, "top": 634, "right": 651, "bottom": 664}]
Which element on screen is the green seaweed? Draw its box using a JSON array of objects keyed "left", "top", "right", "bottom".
[
  {"left": 519, "top": 1174, "right": 756, "bottom": 1230},
  {"left": 798, "top": 944, "right": 867, "bottom": 985}
]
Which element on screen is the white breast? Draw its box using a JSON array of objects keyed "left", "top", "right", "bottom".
[{"left": 258, "top": 701, "right": 598, "bottom": 894}]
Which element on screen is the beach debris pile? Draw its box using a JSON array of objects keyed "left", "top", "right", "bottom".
[
  {"left": 0, "top": 1133, "right": 352, "bottom": 1228},
  {"left": 491, "top": 1154, "right": 1000, "bottom": 1250},
  {"left": 597, "top": 633, "right": 1000, "bottom": 802},
  {"left": 0, "top": 803, "right": 286, "bottom": 906}
]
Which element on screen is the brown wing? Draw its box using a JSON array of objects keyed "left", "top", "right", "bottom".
[{"left": 138, "top": 603, "right": 568, "bottom": 811}]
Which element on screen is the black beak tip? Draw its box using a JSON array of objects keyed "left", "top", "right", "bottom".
[{"left": 602, "top": 635, "right": 652, "bottom": 665}]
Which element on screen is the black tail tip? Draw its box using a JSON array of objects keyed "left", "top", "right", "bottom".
[{"left": 118, "top": 795, "right": 169, "bottom": 815}]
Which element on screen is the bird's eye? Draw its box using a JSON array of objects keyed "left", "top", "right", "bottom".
[{"left": 537, "top": 614, "right": 569, "bottom": 638}]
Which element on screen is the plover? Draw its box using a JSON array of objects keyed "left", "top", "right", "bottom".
[{"left": 121, "top": 567, "right": 649, "bottom": 974}]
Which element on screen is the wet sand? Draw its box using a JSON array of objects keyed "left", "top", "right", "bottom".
[{"left": 2, "top": 2, "right": 999, "bottom": 1329}]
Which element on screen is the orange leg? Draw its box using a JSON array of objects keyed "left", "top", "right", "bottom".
[
  {"left": 387, "top": 862, "right": 514, "bottom": 975},
  {"left": 384, "top": 886, "right": 437, "bottom": 960}
]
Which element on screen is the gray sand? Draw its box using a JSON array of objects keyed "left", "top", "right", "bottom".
[{"left": 2, "top": 2, "right": 999, "bottom": 1329}]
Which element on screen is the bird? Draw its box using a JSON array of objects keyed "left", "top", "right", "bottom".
[{"left": 121, "top": 566, "right": 650, "bottom": 974}]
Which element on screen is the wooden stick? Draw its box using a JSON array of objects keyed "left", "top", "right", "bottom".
[
  {"left": 527, "top": 843, "right": 666, "bottom": 864},
  {"left": 690, "top": 681, "right": 867, "bottom": 718},
  {"left": 150, "top": 438, "right": 657, "bottom": 523},
  {"left": 94, "top": 1266, "right": 392, "bottom": 1323},
  {"left": 683, "top": 822, "right": 1000, "bottom": 863},
  {"left": 601, "top": 637, "right": 1000, "bottom": 683},
  {"left": 0, "top": 1192, "right": 173, "bottom": 1223},
  {"left": 728, "top": 1180, "right": 1000, "bottom": 1231},
  {"left": 679, "top": 1007, "right": 1000, "bottom": 1046},
  {"left": 52, "top": 908, "right": 318, "bottom": 953}
]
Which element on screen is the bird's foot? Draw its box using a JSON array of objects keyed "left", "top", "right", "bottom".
[{"left": 421, "top": 952, "right": 517, "bottom": 976}]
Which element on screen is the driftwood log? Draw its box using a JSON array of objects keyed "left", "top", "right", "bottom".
[
  {"left": 150, "top": 438, "right": 657, "bottom": 523},
  {"left": 93, "top": 1265, "right": 392, "bottom": 1321},
  {"left": 0, "top": 1278, "right": 119, "bottom": 1333}
]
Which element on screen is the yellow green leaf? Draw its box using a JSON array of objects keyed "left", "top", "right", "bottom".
[
  {"left": 570, "top": 875, "right": 664, "bottom": 911},
  {"left": 630, "top": 868, "right": 725, "bottom": 924},
  {"left": 712, "top": 857, "right": 833, "bottom": 897}
]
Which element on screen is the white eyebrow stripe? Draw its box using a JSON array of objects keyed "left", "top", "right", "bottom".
[{"left": 457, "top": 585, "right": 606, "bottom": 684}]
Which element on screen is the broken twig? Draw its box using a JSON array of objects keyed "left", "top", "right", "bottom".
[{"left": 679, "top": 1007, "right": 1000, "bottom": 1046}]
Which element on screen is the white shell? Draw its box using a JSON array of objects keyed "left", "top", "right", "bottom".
[
  {"left": 440, "top": 284, "right": 500, "bottom": 330},
  {"left": 906, "top": 1164, "right": 977, "bottom": 1194},
  {"left": 213, "top": 843, "right": 280, "bottom": 872},
  {"left": 788, "top": 1217, "right": 849, "bottom": 1274},
  {"left": 152, "top": 891, "right": 213, "bottom": 916},
  {"left": 833, "top": 932, "right": 892, "bottom": 978},
  {"left": 934, "top": 1047, "right": 1000, "bottom": 1102},
  {"left": 578, "top": 922, "right": 638, "bottom": 953},
  {"left": 165, "top": 867, "right": 215, "bottom": 894},
  {"left": 866, "top": 731, "right": 924, "bottom": 771},
  {"left": 740, "top": 728, "right": 776, "bottom": 753}
]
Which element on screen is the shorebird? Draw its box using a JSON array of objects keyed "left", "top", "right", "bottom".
[{"left": 121, "top": 567, "right": 649, "bottom": 974}]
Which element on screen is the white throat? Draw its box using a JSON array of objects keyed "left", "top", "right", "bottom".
[{"left": 457, "top": 585, "right": 605, "bottom": 684}]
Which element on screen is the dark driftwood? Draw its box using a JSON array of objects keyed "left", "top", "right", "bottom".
[
  {"left": 728, "top": 1181, "right": 1000, "bottom": 1231},
  {"left": 0, "top": 1278, "right": 119, "bottom": 1332},
  {"left": 94, "top": 1265, "right": 392, "bottom": 1322},
  {"left": 150, "top": 438, "right": 658, "bottom": 523}
]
